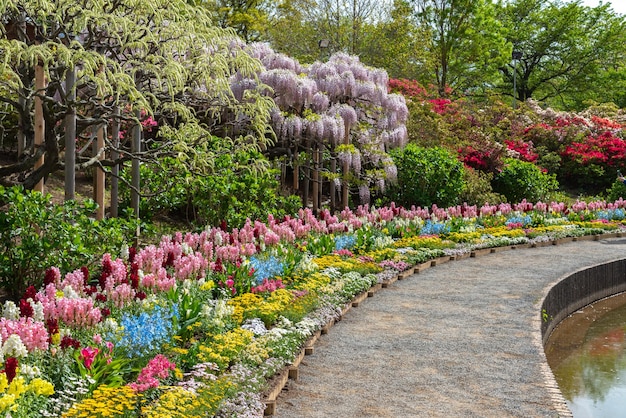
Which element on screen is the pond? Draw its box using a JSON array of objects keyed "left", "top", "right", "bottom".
[{"left": 544, "top": 292, "right": 626, "bottom": 418}]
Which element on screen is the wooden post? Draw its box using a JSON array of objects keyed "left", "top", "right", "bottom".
[
  {"left": 293, "top": 151, "right": 299, "bottom": 192},
  {"left": 131, "top": 110, "right": 141, "bottom": 219},
  {"left": 303, "top": 140, "right": 311, "bottom": 209},
  {"left": 110, "top": 107, "right": 120, "bottom": 218},
  {"left": 342, "top": 124, "right": 350, "bottom": 208},
  {"left": 65, "top": 67, "right": 76, "bottom": 201},
  {"left": 312, "top": 143, "right": 319, "bottom": 213},
  {"left": 94, "top": 125, "right": 105, "bottom": 220},
  {"left": 330, "top": 154, "right": 336, "bottom": 211},
  {"left": 16, "top": 12, "right": 26, "bottom": 158},
  {"left": 34, "top": 64, "right": 45, "bottom": 193}
]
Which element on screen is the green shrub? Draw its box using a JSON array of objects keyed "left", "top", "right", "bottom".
[
  {"left": 121, "top": 149, "right": 301, "bottom": 229},
  {"left": 606, "top": 179, "right": 626, "bottom": 202},
  {"left": 459, "top": 167, "right": 504, "bottom": 205},
  {"left": 492, "top": 158, "right": 559, "bottom": 203},
  {"left": 385, "top": 144, "right": 465, "bottom": 208},
  {"left": 0, "top": 186, "right": 138, "bottom": 300}
]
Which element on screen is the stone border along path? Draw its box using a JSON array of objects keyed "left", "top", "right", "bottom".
[{"left": 266, "top": 236, "right": 626, "bottom": 418}]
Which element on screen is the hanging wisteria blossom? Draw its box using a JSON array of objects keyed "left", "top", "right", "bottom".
[
  {"left": 235, "top": 43, "right": 409, "bottom": 204},
  {"left": 358, "top": 183, "right": 371, "bottom": 204}
]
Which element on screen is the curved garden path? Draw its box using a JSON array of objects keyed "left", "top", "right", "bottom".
[{"left": 273, "top": 238, "right": 626, "bottom": 417}]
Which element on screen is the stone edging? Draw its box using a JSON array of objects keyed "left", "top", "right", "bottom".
[
  {"left": 263, "top": 232, "right": 625, "bottom": 416},
  {"left": 534, "top": 242, "right": 626, "bottom": 418}
]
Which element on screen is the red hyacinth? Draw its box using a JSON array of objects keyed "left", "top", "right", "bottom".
[
  {"left": 44, "top": 267, "right": 58, "bottom": 287},
  {"left": 4, "top": 357, "right": 18, "bottom": 383},
  {"left": 19, "top": 299, "right": 33, "bottom": 318},
  {"left": 80, "top": 266, "right": 90, "bottom": 285}
]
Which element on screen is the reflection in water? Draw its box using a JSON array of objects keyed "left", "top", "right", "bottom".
[{"left": 545, "top": 293, "right": 626, "bottom": 417}]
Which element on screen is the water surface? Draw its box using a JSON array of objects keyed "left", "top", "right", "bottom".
[{"left": 545, "top": 292, "right": 626, "bottom": 418}]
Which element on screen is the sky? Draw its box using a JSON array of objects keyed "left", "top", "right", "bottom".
[{"left": 578, "top": 0, "right": 626, "bottom": 15}]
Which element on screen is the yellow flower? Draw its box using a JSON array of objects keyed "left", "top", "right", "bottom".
[
  {"left": 28, "top": 377, "right": 54, "bottom": 397},
  {"left": 200, "top": 280, "right": 215, "bottom": 291},
  {"left": 6, "top": 377, "right": 27, "bottom": 397},
  {"left": 63, "top": 385, "right": 139, "bottom": 417},
  {"left": 0, "top": 393, "right": 16, "bottom": 413},
  {"left": 0, "top": 374, "right": 8, "bottom": 393}
]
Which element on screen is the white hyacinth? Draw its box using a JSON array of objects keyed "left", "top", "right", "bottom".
[
  {"left": 2, "top": 301, "right": 20, "bottom": 320},
  {"left": 2, "top": 334, "right": 28, "bottom": 358}
]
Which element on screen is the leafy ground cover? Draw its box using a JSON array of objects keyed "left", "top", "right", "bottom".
[{"left": 2, "top": 197, "right": 626, "bottom": 417}]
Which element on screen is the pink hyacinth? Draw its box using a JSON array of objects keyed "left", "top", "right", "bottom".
[
  {"left": 174, "top": 252, "right": 208, "bottom": 281},
  {"left": 534, "top": 201, "right": 548, "bottom": 212},
  {"left": 59, "top": 269, "right": 88, "bottom": 295},
  {"left": 56, "top": 297, "right": 102, "bottom": 327},
  {"left": 251, "top": 278, "right": 285, "bottom": 294},
  {"left": 0, "top": 317, "right": 49, "bottom": 352},
  {"left": 135, "top": 245, "right": 166, "bottom": 275},
  {"left": 549, "top": 202, "right": 566, "bottom": 214},
  {"left": 109, "top": 284, "right": 135, "bottom": 309},
  {"left": 264, "top": 230, "right": 281, "bottom": 246}
]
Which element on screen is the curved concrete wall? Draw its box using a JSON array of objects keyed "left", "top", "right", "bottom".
[{"left": 540, "top": 258, "right": 626, "bottom": 346}]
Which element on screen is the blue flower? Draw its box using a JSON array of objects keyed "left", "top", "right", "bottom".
[
  {"left": 505, "top": 215, "right": 532, "bottom": 227},
  {"left": 597, "top": 209, "right": 625, "bottom": 221},
  {"left": 334, "top": 234, "right": 356, "bottom": 251},
  {"left": 419, "top": 220, "right": 450, "bottom": 235},
  {"left": 109, "top": 305, "right": 179, "bottom": 357},
  {"left": 249, "top": 255, "right": 285, "bottom": 284}
]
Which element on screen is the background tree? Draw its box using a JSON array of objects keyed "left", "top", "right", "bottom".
[
  {"left": 266, "top": 0, "right": 389, "bottom": 64},
  {"left": 497, "top": 0, "right": 626, "bottom": 109},
  {"left": 411, "top": 0, "right": 510, "bottom": 97},
  {"left": 263, "top": 0, "right": 322, "bottom": 63},
  {"left": 359, "top": 0, "right": 433, "bottom": 80},
  {"left": 198, "top": 0, "right": 277, "bottom": 43}
]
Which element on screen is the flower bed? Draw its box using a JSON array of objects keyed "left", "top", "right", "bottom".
[{"left": 3, "top": 199, "right": 626, "bottom": 417}]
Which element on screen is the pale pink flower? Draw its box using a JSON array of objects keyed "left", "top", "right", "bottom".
[{"left": 0, "top": 317, "right": 49, "bottom": 352}]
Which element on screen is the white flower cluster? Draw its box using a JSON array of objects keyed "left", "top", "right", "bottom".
[
  {"left": 241, "top": 318, "right": 268, "bottom": 336},
  {"left": 2, "top": 334, "right": 28, "bottom": 359},
  {"left": 201, "top": 300, "right": 234, "bottom": 331},
  {"left": 2, "top": 301, "right": 20, "bottom": 320}
]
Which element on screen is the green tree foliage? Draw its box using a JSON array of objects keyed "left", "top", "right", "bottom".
[
  {"left": 263, "top": 0, "right": 322, "bottom": 63},
  {"left": 412, "top": 0, "right": 510, "bottom": 96},
  {"left": 0, "top": 0, "right": 275, "bottom": 189},
  {"left": 359, "top": 0, "right": 432, "bottom": 80},
  {"left": 266, "top": 0, "right": 389, "bottom": 64},
  {"left": 197, "top": 0, "right": 276, "bottom": 43},
  {"left": 497, "top": 0, "right": 626, "bottom": 109},
  {"left": 385, "top": 144, "right": 465, "bottom": 207}
]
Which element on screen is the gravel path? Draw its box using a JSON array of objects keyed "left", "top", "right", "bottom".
[{"left": 273, "top": 238, "right": 626, "bottom": 418}]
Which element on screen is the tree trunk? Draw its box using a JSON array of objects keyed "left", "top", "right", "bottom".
[
  {"left": 34, "top": 64, "right": 45, "bottom": 193},
  {"left": 64, "top": 67, "right": 76, "bottom": 201},
  {"left": 110, "top": 107, "right": 120, "bottom": 217},
  {"left": 94, "top": 125, "right": 105, "bottom": 220},
  {"left": 312, "top": 143, "right": 319, "bottom": 214}
]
